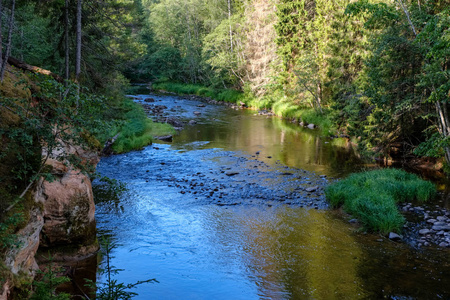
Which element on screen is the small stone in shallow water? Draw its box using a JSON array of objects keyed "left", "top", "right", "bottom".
[
  {"left": 434, "top": 221, "right": 447, "bottom": 226},
  {"left": 225, "top": 172, "right": 239, "bottom": 176},
  {"left": 389, "top": 232, "right": 402, "bottom": 241},
  {"left": 439, "top": 242, "right": 449, "bottom": 247},
  {"left": 437, "top": 216, "right": 448, "bottom": 222},
  {"left": 419, "top": 229, "right": 431, "bottom": 235},
  {"left": 305, "top": 186, "right": 319, "bottom": 193},
  {"left": 432, "top": 225, "right": 445, "bottom": 231},
  {"left": 427, "top": 219, "right": 437, "bottom": 224}
]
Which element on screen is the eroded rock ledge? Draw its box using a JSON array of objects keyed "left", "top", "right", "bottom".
[{"left": 1, "top": 146, "right": 99, "bottom": 299}]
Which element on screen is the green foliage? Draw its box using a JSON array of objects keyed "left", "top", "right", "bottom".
[
  {"left": 30, "top": 256, "right": 71, "bottom": 300},
  {"left": 326, "top": 168, "right": 436, "bottom": 233},
  {"left": 0, "top": 75, "right": 108, "bottom": 192},
  {"left": 152, "top": 81, "right": 244, "bottom": 104},
  {"left": 85, "top": 237, "right": 157, "bottom": 300},
  {"left": 0, "top": 213, "right": 24, "bottom": 253},
  {"left": 99, "top": 98, "right": 175, "bottom": 154}
]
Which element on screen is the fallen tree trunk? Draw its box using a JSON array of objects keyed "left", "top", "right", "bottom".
[{"left": 7, "top": 56, "right": 63, "bottom": 82}]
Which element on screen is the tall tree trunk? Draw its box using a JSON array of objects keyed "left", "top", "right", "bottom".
[
  {"left": 0, "top": 0, "right": 3, "bottom": 73},
  {"left": 0, "top": 0, "right": 15, "bottom": 82},
  {"left": 435, "top": 101, "right": 450, "bottom": 164},
  {"left": 228, "top": 0, "right": 233, "bottom": 52},
  {"left": 65, "top": 0, "right": 70, "bottom": 84},
  {"left": 75, "top": 0, "right": 82, "bottom": 83},
  {"left": 396, "top": 0, "right": 417, "bottom": 36},
  {"left": 316, "top": 81, "right": 323, "bottom": 114}
]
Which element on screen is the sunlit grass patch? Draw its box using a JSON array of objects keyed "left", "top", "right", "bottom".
[
  {"left": 97, "top": 98, "right": 174, "bottom": 154},
  {"left": 325, "top": 168, "right": 436, "bottom": 234},
  {"left": 112, "top": 119, "right": 174, "bottom": 153}
]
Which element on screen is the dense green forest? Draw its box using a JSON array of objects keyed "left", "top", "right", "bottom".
[
  {"left": 1, "top": 0, "right": 448, "bottom": 167},
  {"left": 0, "top": 0, "right": 448, "bottom": 297}
]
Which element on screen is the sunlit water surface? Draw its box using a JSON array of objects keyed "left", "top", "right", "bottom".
[{"left": 93, "top": 94, "right": 450, "bottom": 299}]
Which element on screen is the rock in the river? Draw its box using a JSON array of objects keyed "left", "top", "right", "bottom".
[
  {"left": 419, "top": 229, "right": 431, "bottom": 235},
  {"left": 155, "top": 135, "right": 173, "bottom": 142},
  {"left": 225, "top": 171, "right": 239, "bottom": 176},
  {"left": 432, "top": 225, "right": 445, "bottom": 231},
  {"left": 389, "top": 232, "right": 402, "bottom": 241},
  {"left": 144, "top": 97, "right": 155, "bottom": 102},
  {"left": 193, "top": 111, "right": 202, "bottom": 116},
  {"left": 305, "top": 186, "right": 319, "bottom": 193},
  {"left": 188, "top": 120, "right": 197, "bottom": 125},
  {"left": 166, "top": 117, "right": 184, "bottom": 128}
]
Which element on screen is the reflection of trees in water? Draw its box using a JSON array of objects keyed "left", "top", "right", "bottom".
[{"left": 224, "top": 208, "right": 366, "bottom": 298}]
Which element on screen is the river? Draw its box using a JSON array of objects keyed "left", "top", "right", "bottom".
[{"left": 92, "top": 93, "right": 450, "bottom": 299}]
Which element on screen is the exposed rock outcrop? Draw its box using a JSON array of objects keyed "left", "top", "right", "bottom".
[
  {"left": 37, "top": 159, "right": 97, "bottom": 254},
  {"left": 1, "top": 145, "right": 100, "bottom": 298}
]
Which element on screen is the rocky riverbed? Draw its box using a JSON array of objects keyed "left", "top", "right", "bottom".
[
  {"left": 401, "top": 202, "right": 450, "bottom": 248},
  {"left": 134, "top": 93, "right": 450, "bottom": 251}
]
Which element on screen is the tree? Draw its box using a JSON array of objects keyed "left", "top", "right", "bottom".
[
  {"left": 75, "top": 0, "right": 81, "bottom": 83},
  {"left": 65, "top": 0, "right": 70, "bottom": 82},
  {"left": 1, "top": 0, "right": 16, "bottom": 82}
]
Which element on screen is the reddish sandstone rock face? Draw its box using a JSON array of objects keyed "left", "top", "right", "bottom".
[
  {"left": 1, "top": 144, "right": 100, "bottom": 298},
  {"left": 36, "top": 159, "right": 97, "bottom": 251}
]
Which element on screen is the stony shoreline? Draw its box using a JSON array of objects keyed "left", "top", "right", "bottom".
[{"left": 400, "top": 202, "right": 450, "bottom": 248}]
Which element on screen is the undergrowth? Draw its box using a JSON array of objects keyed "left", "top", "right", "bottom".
[{"left": 325, "top": 168, "right": 436, "bottom": 234}]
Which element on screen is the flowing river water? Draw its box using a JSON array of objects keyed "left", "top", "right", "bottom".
[{"left": 91, "top": 93, "right": 450, "bottom": 299}]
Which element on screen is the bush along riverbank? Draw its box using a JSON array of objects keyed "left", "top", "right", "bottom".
[{"left": 325, "top": 169, "right": 437, "bottom": 236}]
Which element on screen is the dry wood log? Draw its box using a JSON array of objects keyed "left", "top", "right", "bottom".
[{"left": 7, "top": 56, "right": 63, "bottom": 82}]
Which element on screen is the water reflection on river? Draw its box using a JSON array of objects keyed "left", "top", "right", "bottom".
[{"left": 93, "top": 94, "right": 449, "bottom": 299}]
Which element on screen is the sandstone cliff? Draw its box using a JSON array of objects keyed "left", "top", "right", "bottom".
[{"left": 0, "top": 145, "right": 99, "bottom": 299}]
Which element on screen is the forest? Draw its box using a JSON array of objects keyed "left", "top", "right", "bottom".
[
  {"left": 1, "top": 0, "right": 448, "bottom": 166},
  {"left": 0, "top": 0, "right": 449, "bottom": 298}
]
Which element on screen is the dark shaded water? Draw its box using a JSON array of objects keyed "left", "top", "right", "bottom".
[{"left": 93, "top": 94, "right": 450, "bottom": 299}]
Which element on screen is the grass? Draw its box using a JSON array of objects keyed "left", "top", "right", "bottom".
[
  {"left": 325, "top": 168, "right": 436, "bottom": 234},
  {"left": 97, "top": 98, "right": 174, "bottom": 154}
]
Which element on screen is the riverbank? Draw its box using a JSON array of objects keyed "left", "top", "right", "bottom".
[{"left": 145, "top": 82, "right": 448, "bottom": 177}]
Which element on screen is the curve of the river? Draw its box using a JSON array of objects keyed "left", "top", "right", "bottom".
[{"left": 92, "top": 93, "right": 450, "bottom": 299}]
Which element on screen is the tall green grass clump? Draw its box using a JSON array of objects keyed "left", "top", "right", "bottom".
[
  {"left": 325, "top": 168, "right": 436, "bottom": 234},
  {"left": 99, "top": 99, "right": 174, "bottom": 153}
]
